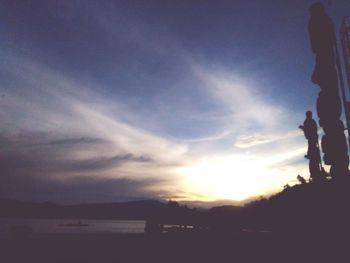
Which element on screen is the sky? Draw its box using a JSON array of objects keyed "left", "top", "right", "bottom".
[{"left": 1, "top": 0, "right": 350, "bottom": 205}]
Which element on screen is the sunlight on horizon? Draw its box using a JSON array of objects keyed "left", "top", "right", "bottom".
[{"left": 176, "top": 149, "right": 307, "bottom": 202}]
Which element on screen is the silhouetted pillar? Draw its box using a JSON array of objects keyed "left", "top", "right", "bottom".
[{"left": 308, "top": 2, "right": 349, "bottom": 178}]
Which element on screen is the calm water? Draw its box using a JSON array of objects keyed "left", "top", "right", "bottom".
[{"left": 0, "top": 218, "right": 145, "bottom": 236}]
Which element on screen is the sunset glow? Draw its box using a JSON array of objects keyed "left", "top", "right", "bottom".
[
  {"left": 177, "top": 147, "right": 306, "bottom": 202},
  {"left": 1, "top": 0, "right": 348, "bottom": 205}
]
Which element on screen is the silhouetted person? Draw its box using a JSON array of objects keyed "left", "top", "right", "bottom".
[
  {"left": 299, "top": 111, "right": 318, "bottom": 159},
  {"left": 300, "top": 111, "right": 322, "bottom": 181}
]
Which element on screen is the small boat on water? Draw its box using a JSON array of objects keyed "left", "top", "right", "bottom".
[{"left": 59, "top": 221, "right": 89, "bottom": 227}]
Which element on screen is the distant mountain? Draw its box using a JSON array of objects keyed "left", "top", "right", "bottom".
[{"left": 0, "top": 198, "right": 165, "bottom": 220}]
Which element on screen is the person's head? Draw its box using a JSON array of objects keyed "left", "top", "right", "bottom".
[
  {"left": 306, "top": 111, "right": 312, "bottom": 118},
  {"left": 309, "top": 2, "right": 325, "bottom": 17}
]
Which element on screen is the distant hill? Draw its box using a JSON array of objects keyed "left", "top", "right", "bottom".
[
  {"left": 239, "top": 179, "right": 350, "bottom": 232},
  {"left": 199, "top": 179, "right": 350, "bottom": 232},
  {"left": 0, "top": 198, "right": 165, "bottom": 220}
]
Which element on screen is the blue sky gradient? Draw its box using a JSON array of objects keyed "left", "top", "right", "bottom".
[{"left": 1, "top": 0, "right": 350, "bottom": 204}]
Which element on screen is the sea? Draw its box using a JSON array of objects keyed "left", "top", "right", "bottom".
[{"left": 0, "top": 218, "right": 145, "bottom": 237}]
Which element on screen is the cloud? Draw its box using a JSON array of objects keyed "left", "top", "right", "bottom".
[
  {"left": 191, "top": 65, "right": 288, "bottom": 132},
  {"left": 0, "top": 50, "right": 309, "bottom": 203},
  {"left": 49, "top": 137, "right": 109, "bottom": 146},
  {"left": 0, "top": 51, "right": 188, "bottom": 159},
  {"left": 0, "top": 170, "right": 168, "bottom": 204},
  {"left": 0, "top": 133, "right": 142, "bottom": 174},
  {"left": 234, "top": 134, "right": 275, "bottom": 148},
  {"left": 0, "top": 129, "right": 177, "bottom": 203},
  {"left": 0, "top": 51, "right": 191, "bottom": 202},
  {"left": 234, "top": 130, "right": 300, "bottom": 148},
  {"left": 0, "top": 0, "right": 312, "bottom": 204}
]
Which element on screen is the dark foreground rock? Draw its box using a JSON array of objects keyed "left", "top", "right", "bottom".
[{"left": 1, "top": 231, "right": 349, "bottom": 263}]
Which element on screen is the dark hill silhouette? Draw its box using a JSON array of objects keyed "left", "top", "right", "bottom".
[
  {"left": 243, "top": 178, "right": 350, "bottom": 234},
  {"left": 4, "top": 178, "right": 350, "bottom": 234},
  {"left": 144, "top": 178, "right": 350, "bottom": 235}
]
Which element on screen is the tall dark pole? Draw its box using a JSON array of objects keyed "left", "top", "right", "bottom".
[
  {"left": 335, "top": 36, "right": 350, "bottom": 148},
  {"left": 340, "top": 17, "right": 350, "bottom": 148},
  {"left": 340, "top": 17, "right": 350, "bottom": 95}
]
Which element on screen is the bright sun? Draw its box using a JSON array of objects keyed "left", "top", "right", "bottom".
[{"left": 176, "top": 149, "right": 306, "bottom": 202}]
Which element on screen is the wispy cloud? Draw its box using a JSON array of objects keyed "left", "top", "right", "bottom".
[
  {"left": 0, "top": 0, "right": 312, "bottom": 204},
  {"left": 234, "top": 131, "right": 300, "bottom": 148},
  {"left": 191, "top": 65, "right": 288, "bottom": 131},
  {"left": 0, "top": 51, "right": 192, "bottom": 202},
  {"left": 0, "top": 45, "right": 309, "bottom": 203}
]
